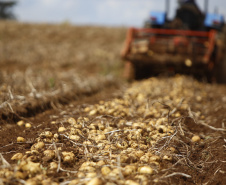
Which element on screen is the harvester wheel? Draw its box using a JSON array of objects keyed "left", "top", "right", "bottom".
[
  {"left": 134, "top": 63, "right": 153, "bottom": 80},
  {"left": 216, "top": 58, "right": 226, "bottom": 83},
  {"left": 214, "top": 47, "right": 226, "bottom": 84},
  {"left": 215, "top": 29, "right": 226, "bottom": 83},
  {"left": 123, "top": 61, "right": 135, "bottom": 81}
]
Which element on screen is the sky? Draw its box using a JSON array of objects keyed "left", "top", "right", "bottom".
[{"left": 10, "top": 0, "right": 226, "bottom": 27}]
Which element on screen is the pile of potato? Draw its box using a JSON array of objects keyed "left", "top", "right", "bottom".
[{"left": 1, "top": 76, "right": 209, "bottom": 184}]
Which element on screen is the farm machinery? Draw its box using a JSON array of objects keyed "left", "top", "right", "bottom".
[{"left": 121, "top": 0, "right": 226, "bottom": 83}]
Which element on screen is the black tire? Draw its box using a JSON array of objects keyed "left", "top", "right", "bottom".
[
  {"left": 123, "top": 61, "right": 135, "bottom": 81},
  {"left": 134, "top": 63, "right": 152, "bottom": 80},
  {"left": 216, "top": 58, "right": 226, "bottom": 83}
]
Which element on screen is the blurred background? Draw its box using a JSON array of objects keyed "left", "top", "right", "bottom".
[{"left": 1, "top": 0, "right": 226, "bottom": 27}]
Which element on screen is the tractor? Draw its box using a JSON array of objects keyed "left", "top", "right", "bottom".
[{"left": 121, "top": 0, "right": 226, "bottom": 83}]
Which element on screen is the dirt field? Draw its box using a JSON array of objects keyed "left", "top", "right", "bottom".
[{"left": 0, "top": 21, "right": 225, "bottom": 185}]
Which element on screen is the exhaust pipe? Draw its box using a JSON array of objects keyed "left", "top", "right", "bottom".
[
  {"left": 204, "top": 0, "right": 208, "bottom": 14},
  {"left": 165, "top": 0, "right": 169, "bottom": 20}
]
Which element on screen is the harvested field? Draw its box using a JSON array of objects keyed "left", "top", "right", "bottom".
[
  {"left": 0, "top": 21, "right": 225, "bottom": 185},
  {"left": 0, "top": 21, "right": 126, "bottom": 121}
]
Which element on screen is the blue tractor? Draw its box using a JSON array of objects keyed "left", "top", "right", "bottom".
[{"left": 145, "top": 0, "right": 224, "bottom": 31}]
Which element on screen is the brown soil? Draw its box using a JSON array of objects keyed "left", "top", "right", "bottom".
[{"left": 0, "top": 21, "right": 225, "bottom": 185}]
